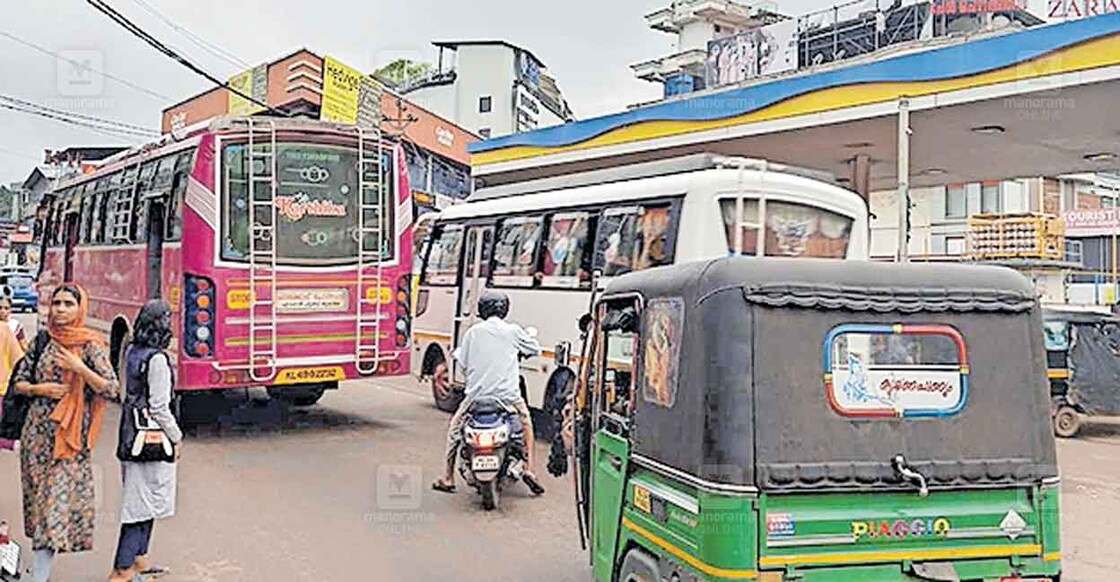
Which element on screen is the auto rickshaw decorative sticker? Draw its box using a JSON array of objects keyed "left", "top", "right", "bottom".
[
  {"left": 642, "top": 297, "right": 684, "bottom": 408},
  {"left": 823, "top": 324, "right": 968, "bottom": 418}
]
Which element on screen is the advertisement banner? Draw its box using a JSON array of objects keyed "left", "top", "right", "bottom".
[
  {"left": 322, "top": 56, "right": 382, "bottom": 127},
  {"left": 706, "top": 22, "right": 798, "bottom": 88},
  {"left": 321, "top": 56, "right": 363, "bottom": 124},
  {"left": 228, "top": 63, "right": 268, "bottom": 115},
  {"left": 1063, "top": 208, "right": 1120, "bottom": 237},
  {"left": 758, "top": 19, "right": 800, "bottom": 77}
]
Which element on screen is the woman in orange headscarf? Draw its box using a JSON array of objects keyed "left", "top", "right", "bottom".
[{"left": 12, "top": 284, "right": 119, "bottom": 582}]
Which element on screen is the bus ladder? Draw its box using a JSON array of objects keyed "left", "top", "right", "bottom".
[
  {"left": 244, "top": 118, "right": 279, "bottom": 382},
  {"left": 355, "top": 125, "right": 386, "bottom": 375}
]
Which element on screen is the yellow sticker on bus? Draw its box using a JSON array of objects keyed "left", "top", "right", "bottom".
[
  {"left": 365, "top": 286, "right": 392, "bottom": 304},
  {"left": 275, "top": 366, "right": 346, "bottom": 385},
  {"left": 226, "top": 289, "right": 255, "bottom": 310}
]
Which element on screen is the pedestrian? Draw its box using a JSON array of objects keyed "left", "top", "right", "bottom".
[
  {"left": 110, "top": 300, "right": 181, "bottom": 582},
  {"left": 0, "top": 322, "right": 25, "bottom": 451},
  {"left": 12, "top": 283, "right": 119, "bottom": 582},
  {"left": 0, "top": 294, "right": 29, "bottom": 351}
]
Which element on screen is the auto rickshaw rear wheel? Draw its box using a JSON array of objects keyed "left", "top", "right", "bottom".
[
  {"left": 619, "top": 548, "right": 660, "bottom": 582},
  {"left": 1054, "top": 405, "right": 1082, "bottom": 438}
]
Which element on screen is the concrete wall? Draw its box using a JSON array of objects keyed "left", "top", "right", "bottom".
[{"left": 454, "top": 45, "right": 517, "bottom": 137}]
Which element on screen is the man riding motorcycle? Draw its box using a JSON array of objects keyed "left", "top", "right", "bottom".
[{"left": 431, "top": 290, "right": 545, "bottom": 495}]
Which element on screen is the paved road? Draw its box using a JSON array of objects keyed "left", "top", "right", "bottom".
[{"left": 1, "top": 370, "right": 1118, "bottom": 580}]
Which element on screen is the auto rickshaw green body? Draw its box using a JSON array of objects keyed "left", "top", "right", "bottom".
[{"left": 574, "top": 257, "right": 1061, "bottom": 582}]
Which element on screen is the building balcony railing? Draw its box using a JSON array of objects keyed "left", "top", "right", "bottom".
[
  {"left": 399, "top": 70, "right": 458, "bottom": 94},
  {"left": 967, "top": 212, "right": 1065, "bottom": 261}
]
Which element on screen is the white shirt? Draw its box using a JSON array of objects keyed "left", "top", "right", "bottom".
[{"left": 453, "top": 317, "right": 541, "bottom": 405}]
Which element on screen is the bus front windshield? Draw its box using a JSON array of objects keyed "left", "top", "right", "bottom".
[{"left": 221, "top": 142, "right": 393, "bottom": 265}]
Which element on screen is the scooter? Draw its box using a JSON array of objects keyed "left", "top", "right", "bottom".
[{"left": 457, "top": 328, "right": 544, "bottom": 510}]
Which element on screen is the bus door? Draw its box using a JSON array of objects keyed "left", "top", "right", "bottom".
[
  {"left": 451, "top": 225, "right": 493, "bottom": 384},
  {"left": 63, "top": 212, "right": 80, "bottom": 282},
  {"left": 143, "top": 194, "right": 167, "bottom": 300}
]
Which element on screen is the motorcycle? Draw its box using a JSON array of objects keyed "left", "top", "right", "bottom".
[{"left": 457, "top": 327, "right": 544, "bottom": 511}]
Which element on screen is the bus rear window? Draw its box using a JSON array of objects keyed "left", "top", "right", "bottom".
[
  {"left": 221, "top": 143, "right": 393, "bottom": 265},
  {"left": 594, "top": 203, "right": 675, "bottom": 277},
  {"left": 765, "top": 201, "right": 852, "bottom": 258},
  {"left": 721, "top": 199, "right": 852, "bottom": 258},
  {"left": 423, "top": 225, "right": 464, "bottom": 285}
]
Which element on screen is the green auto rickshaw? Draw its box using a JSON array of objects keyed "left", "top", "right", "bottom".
[{"left": 567, "top": 257, "right": 1061, "bottom": 582}]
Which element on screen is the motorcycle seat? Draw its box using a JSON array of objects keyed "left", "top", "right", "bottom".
[{"left": 470, "top": 398, "right": 512, "bottom": 415}]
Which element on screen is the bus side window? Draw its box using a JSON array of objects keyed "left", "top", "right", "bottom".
[
  {"left": 594, "top": 202, "right": 678, "bottom": 277},
  {"left": 131, "top": 160, "right": 160, "bottom": 244},
  {"left": 422, "top": 225, "right": 465, "bottom": 286},
  {"left": 166, "top": 150, "right": 193, "bottom": 242},
  {"left": 95, "top": 173, "right": 119, "bottom": 244},
  {"left": 77, "top": 186, "right": 93, "bottom": 244},
  {"left": 541, "top": 211, "right": 593, "bottom": 289},
  {"left": 109, "top": 165, "right": 140, "bottom": 244},
  {"left": 491, "top": 216, "right": 544, "bottom": 288}
]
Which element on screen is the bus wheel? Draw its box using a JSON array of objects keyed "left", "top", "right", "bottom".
[
  {"left": 267, "top": 384, "right": 328, "bottom": 407},
  {"left": 1053, "top": 405, "right": 1082, "bottom": 438},
  {"left": 431, "top": 359, "right": 460, "bottom": 412},
  {"left": 619, "top": 548, "right": 660, "bottom": 582}
]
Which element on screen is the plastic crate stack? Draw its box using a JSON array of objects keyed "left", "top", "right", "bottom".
[{"left": 968, "top": 213, "right": 1064, "bottom": 260}]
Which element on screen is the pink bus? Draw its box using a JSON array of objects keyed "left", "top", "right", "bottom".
[{"left": 35, "top": 116, "right": 413, "bottom": 405}]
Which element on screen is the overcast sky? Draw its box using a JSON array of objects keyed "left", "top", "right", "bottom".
[{"left": 0, "top": 0, "right": 831, "bottom": 185}]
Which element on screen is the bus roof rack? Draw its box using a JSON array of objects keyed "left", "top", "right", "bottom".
[{"left": 469, "top": 153, "right": 841, "bottom": 202}]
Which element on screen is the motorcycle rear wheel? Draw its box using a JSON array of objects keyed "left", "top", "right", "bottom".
[{"left": 480, "top": 480, "right": 500, "bottom": 511}]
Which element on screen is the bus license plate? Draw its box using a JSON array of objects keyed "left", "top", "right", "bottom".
[
  {"left": 472, "top": 455, "right": 500, "bottom": 471},
  {"left": 275, "top": 366, "right": 346, "bottom": 385}
]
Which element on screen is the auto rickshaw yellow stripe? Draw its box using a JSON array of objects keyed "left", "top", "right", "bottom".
[
  {"left": 1044, "top": 551, "right": 1061, "bottom": 561},
  {"left": 621, "top": 516, "right": 758, "bottom": 579},
  {"left": 1047, "top": 368, "right": 1069, "bottom": 380},
  {"left": 758, "top": 543, "right": 1041, "bottom": 567}
]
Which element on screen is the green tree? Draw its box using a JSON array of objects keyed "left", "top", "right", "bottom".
[
  {"left": 0, "top": 186, "right": 14, "bottom": 220},
  {"left": 373, "top": 59, "right": 432, "bottom": 88}
]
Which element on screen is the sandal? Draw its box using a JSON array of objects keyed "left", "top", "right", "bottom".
[
  {"left": 523, "top": 473, "right": 546, "bottom": 496},
  {"left": 431, "top": 480, "right": 457, "bottom": 494},
  {"left": 140, "top": 564, "right": 170, "bottom": 576}
]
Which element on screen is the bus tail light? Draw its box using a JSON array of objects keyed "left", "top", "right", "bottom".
[
  {"left": 395, "top": 276, "right": 411, "bottom": 348},
  {"left": 185, "top": 274, "right": 215, "bottom": 358}
]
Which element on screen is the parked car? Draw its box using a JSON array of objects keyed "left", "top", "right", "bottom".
[{"left": 0, "top": 272, "right": 38, "bottom": 312}]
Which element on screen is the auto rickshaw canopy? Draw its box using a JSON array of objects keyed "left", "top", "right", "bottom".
[{"left": 601, "top": 257, "right": 1058, "bottom": 492}]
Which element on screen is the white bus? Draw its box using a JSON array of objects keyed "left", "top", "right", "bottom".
[{"left": 411, "top": 154, "right": 869, "bottom": 429}]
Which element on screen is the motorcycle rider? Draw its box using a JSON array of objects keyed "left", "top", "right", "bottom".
[{"left": 431, "top": 290, "right": 546, "bottom": 495}]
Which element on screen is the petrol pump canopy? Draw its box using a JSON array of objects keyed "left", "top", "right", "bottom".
[
  {"left": 471, "top": 13, "right": 1120, "bottom": 190},
  {"left": 607, "top": 257, "right": 1058, "bottom": 491}
]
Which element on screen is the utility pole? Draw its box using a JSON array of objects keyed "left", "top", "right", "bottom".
[{"left": 896, "top": 97, "right": 911, "bottom": 263}]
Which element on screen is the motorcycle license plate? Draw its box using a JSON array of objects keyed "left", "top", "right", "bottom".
[{"left": 472, "top": 455, "right": 501, "bottom": 471}]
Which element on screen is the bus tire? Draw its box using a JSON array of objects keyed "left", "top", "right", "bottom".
[
  {"left": 618, "top": 548, "right": 660, "bottom": 582},
  {"left": 426, "top": 348, "right": 459, "bottom": 413},
  {"left": 1053, "top": 405, "right": 1082, "bottom": 438}
]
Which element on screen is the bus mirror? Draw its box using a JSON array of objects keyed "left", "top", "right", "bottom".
[
  {"left": 555, "top": 341, "right": 571, "bottom": 368},
  {"left": 578, "top": 313, "right": 592, "bottom": 334}
]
